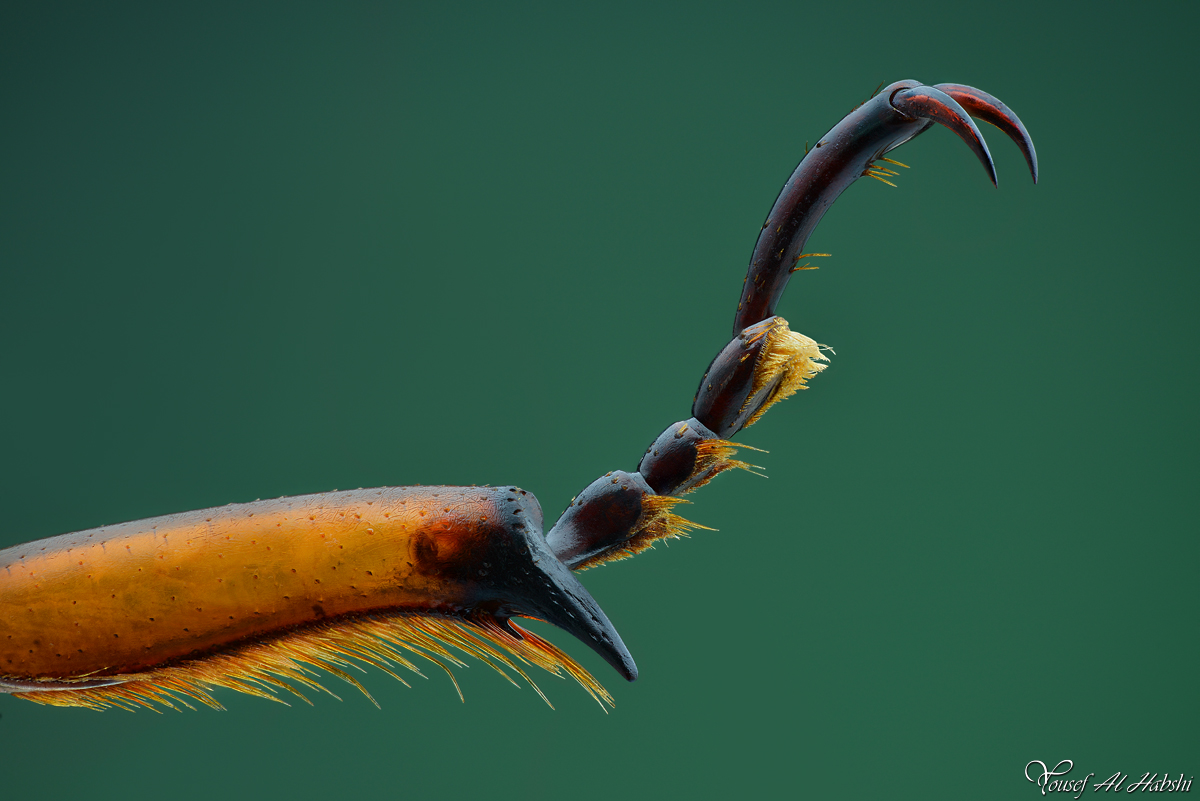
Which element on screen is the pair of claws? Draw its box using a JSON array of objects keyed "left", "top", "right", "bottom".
[
  {"left": 736, "top": 80, "right": 1038, "bottom": 335},
  {"left": 0, "top": 79, "right": 1037, "bottom": 708},
  {"left": 895, "top": 82, "right": 1038, "bottom": 187}
]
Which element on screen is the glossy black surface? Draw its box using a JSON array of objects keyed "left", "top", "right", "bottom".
[
  {"left": 638, "top": 417, "right": 719, "bottom": 496},
  {"left": 546, "top": 471, "right": 653, "bottom": 570}
]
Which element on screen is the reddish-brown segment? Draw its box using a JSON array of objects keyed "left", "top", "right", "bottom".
[
  {"left": 692, "top": 317, "right": 821, "bottom": 438},
  {"left": 0, "top": 486, "right": 636, "bottom": 703},
  {"left": 637, "top": 418, "right": 749, "bottom": 497}
]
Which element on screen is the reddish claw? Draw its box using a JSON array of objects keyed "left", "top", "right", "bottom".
[
  {"left": 734, "top": 79, "right": 1038, "bottom": 334},
  {"left": 934, "top": 83, "right": 1039, "bottom": 184},
  {"left": 891, "top": 84, "right": 997, "bottom": 187}
]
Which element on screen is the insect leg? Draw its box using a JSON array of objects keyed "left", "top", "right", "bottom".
[{"left": 547, "top": 79, "right": 1036, "bottom": 572}]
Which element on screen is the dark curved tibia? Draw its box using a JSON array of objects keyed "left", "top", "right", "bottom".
[
  {"left": 734, "top": 79, "right": 926, "bottom": 334},
  {"left": 733, "top": 79, "right": 1037, "bottom": 334},
  {"left": 934, "top": 83, "right": 1038, "bottom": 183}
]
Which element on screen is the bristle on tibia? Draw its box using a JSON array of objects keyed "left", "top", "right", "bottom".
[
  {"left": 10, "top": 612, "right": 612, "bottom": 712},
  {"left": 741, "top": 317, "right": 829, "bottom": 428},
  {"left": 575, "top": 496, "right": 713, "bottom": 570}
]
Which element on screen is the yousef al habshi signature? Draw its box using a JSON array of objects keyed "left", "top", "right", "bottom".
[{"left": 1026, "top": 760, "right": 1194, "bottom": 796}]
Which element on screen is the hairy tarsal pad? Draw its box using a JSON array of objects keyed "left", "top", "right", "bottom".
[
  {"left": 693, "top": 316, "right": 829, "bottom": 438},
  {"left": 741, "top": 318, "right": 829, "bottom": 428}
]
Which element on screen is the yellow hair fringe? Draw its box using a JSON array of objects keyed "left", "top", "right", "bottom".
[{"left": 11, "top": 612, "right": 612, "bottom": 712}]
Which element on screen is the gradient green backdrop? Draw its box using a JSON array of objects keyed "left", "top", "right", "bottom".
[{"left": 1, "top": 2, "right": 1195, "bottom": 799}]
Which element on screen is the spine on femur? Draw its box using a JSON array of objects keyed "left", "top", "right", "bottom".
[{"left": 546, "top": 315, "right": 827, "bottom": 570}]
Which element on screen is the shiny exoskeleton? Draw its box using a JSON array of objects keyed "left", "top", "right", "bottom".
[
  {"left": 546, "top": 79, "right": 1037, "bottom": 578},
  {"left": 0, "top": 79, "right": 1036, "bottom": 709}
]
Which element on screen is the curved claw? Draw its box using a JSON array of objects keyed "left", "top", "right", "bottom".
[
  {"left": 934, "top": 83, "right": 1038, "bottom": 184},
  {"left": 890, "top": 85, "right": 997, "bottom": 187},
  {"left": 732, "top": 78, "right": 1037, "bottom": 334}
]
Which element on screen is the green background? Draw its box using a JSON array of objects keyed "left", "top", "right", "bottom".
[{"left": 1, "top": 2, "right": 1195, "bottom": 798}]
